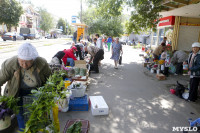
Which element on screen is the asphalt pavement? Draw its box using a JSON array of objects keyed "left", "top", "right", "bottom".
[
  {"left": 58, "top": 46, "right": 200, "bottom": 133},
  {"left": 1, "top": 44, "right": 200, "bottom": 133}
]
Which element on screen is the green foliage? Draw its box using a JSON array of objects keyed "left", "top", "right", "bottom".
[
  {"left": 57, "top": 18, "right": 66, "bottom": 34},
  {"left": 38, "top": 8, "right": 54, "bottom": 34},
  {"left": 87, "top": 0, "right": 163, "bottom": 34},
  {"left": 0, "top": 0, "right": 23, "bottom": 31},
  {"left": 23, "top": 70, "right": 68, "bottom": 133},
  {"left": 80, "top": 8, "right": 123, "bottom": 37},
  {"left": 0, "top": 96, "right": 20, "bottom": 114}
]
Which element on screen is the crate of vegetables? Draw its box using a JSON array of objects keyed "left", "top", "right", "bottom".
[{"left": 63, "top": 119, "right": 90, "bottom": 133}]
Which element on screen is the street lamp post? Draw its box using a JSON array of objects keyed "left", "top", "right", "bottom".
[{"left": 80, "top": 0, "right": 82, "bottom": 23}]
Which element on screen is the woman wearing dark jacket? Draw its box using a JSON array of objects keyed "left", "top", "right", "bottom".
[{"left": 186, "top": 42, "right": 200, "bottom": 102}]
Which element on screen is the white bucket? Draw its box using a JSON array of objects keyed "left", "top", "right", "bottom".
[
  {"left": 0, "top": 116, "right": 11, "bottom": 130},
  {"left": 161, "top": 65, "right": 165, "bottom": 71},
  {"left": 151, "top": 69, "right": 154, "bottom": 73},
  {"left": 157, "top": 69, "right": 160, "bottom": 74}
]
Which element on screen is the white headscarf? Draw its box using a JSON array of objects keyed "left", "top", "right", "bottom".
[{"left": 17, "top": 43, "right": 39, "bottom": 60}]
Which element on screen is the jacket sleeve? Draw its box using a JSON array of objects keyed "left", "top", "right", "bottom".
[
  {"left": 0, "top": 60, "right": 12, "bottom": 96},
  {"left": 70, "top": 52, "right": 77, "bottom": 60},
  {"left": 190, "top": 55, "right": 200, "bottom": 72}
]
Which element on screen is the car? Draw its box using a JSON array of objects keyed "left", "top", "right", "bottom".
[
  {"left": 45, "top": 34, "right": 51, "bottom": 39},
  {"left": 119, "top": 38, "right": 127, "bottom": 45},
  {"left": 1, "top": 32, "right": 24, "bottom": 41},
  {"left": 35, "top": 33, "right": 41, "bottom": 39}
]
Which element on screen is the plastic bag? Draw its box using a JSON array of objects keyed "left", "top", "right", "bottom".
[
  {"left": 80, "top": 68, "right": 86, "bottom": 76},
  {"left": 169, "top": 64, "right": 176, "bottom": 74}
]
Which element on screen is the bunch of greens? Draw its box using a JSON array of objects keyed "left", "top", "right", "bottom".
[
  {"left": 67, "top": 121, "right": 82, "bottom": 133},
  {"left": 0, "top": 96, "right": 19, "bottom": 120},
  {"left": 23, "top": 70, "right": 69, "bottom": 133}
]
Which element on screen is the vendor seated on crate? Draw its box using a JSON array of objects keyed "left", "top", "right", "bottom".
[
  {"left": 0, "top": 43, "right": 51, "bottom": 131},
  {"left": 153, "top": 42, "right": 166, "bottom": 60},
  {"left": 62, "top": 46, "right": 77, "bottom": 67},
  {"left": 84, "top": 46, "right": 104, "bottom": 73}
]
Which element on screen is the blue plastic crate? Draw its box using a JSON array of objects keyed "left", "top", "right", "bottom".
[{"left": 69, "top": 95, "right": 89, "bottom": 111}]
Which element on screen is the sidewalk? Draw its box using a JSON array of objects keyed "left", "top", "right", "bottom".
[
  {"left": 58, "top": 46, "right": 200, "bottom": 133},
  {"left": 2, "top": 46, "right": 200, "bottom": 133}
]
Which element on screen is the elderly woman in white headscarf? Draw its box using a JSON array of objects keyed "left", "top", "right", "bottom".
[{"left": 0, "top": 43, "right": 51, "bottom": 131}]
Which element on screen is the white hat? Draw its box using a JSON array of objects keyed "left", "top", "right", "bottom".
[
  {"left": 18, "top": 43, "right": 38, "bottom": 60},
  {"left": 192, "top": 42, "right": 200, "bottom": 48}
]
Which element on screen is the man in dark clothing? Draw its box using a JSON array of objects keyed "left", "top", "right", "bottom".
[{"left": 73, "top": 31, "right": 77, "bottom": 44}]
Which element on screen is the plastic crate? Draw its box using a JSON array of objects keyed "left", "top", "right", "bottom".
[
  {"left": 23, "top": 96, "right": 37, "bottom": 123},
  {"left": 63, "top": 119, "right": 89, "bottom": 133},
  {"left": 69, "top": 95, "right": 88, "bottom": 111}
]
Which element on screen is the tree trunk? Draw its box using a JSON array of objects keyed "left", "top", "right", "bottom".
[{"left": 6, "top": 24, "right": 11, "bottom": 32}]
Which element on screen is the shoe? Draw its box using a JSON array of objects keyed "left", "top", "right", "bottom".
[
  {"left": 174, "top": 73, "right": 178, "bottom": 75},
  {"left": 114, "top": 66, "right": 118, "bottom": 69}
]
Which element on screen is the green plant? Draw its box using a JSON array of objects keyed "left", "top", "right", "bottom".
[
  {"left": 22, "top": 70, "right": 68, "bottom": 133},
  {"left": 0, "top": 96, "right": 19, "bottom": 115}
]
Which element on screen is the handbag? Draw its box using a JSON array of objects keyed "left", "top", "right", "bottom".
[{"left": 119, "top": 55, "right": 122, "bottom": 65}]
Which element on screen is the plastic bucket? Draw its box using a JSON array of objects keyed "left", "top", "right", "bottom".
[
  {"left": 64, "top": 81, "right": 71, "bottom": 88},
  {"left": 0, "top": 116, "right": 11, "bottom": 130}
]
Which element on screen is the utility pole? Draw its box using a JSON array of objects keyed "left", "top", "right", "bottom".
[{"left": 80, "top": 0, "right": 82, "bottom": 23}]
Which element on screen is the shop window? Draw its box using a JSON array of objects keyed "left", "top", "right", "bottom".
[
  {"left": 152, "top": 31, "right": 157, "bottom": 46},
  {"left": 158, "top": 28, "right": 164, "bottom": 44}
]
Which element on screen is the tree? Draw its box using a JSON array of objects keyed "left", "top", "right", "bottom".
[
  {"left": 57, "top": 18, "right": 66, "bottom": 34},
  {"left": 87, "top": 0, "right": 163, "bottom": 34},
  {"left": 38, "top": 8, "right": 54, "bottom": 34},
  {"left": 0, "top": 0, "right": 23, "bottom": 31},
  {"left": 79, "top": 8, "right": 123, "bottom": 37},
  {"left": 65, "top": 20, "right": 73, "bottom": 35}
]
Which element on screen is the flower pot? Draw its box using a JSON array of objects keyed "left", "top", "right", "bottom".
[{"left": 0, "top": 116, "right": 11, "bottom": 130}]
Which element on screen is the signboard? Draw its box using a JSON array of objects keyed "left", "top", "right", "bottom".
[
  {"left": 158, "top": 16, "right": 175, "bottom": 27},
  {"left": 71, "top": 16, "right": 76, "bottom": 23}
]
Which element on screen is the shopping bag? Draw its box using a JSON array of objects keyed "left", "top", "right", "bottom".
[{"left": 119, "top": 56, "right": 122, "bottom": 65}]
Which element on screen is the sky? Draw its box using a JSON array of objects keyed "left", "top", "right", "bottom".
[{"left": 30, "top": 0, "right": 88, "bottom": 23}]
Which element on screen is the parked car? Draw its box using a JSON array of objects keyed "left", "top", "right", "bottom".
[
  {"left": 119, "top": 38, "right": 127, "bottom": 45},
  {"left": 45, "top": 34, "right": 51, "bottom": 39},
  {"left": 1, "top": 32, "right": 24, "bottom": 41}
]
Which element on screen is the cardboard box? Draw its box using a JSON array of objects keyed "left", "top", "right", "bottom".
[
  {"left": 75, "top": 60, "right": 87, "bottom": 69},
  {"left": 156, "top": 74, "right": 166, "bottom": 80},
  {"left": 89, "top": 96, "right": 109, "bottom": 116}
]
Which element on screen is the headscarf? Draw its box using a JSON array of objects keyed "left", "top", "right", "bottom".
[{"left": 18, "top": 43, "right": 38, "bottom": 60}]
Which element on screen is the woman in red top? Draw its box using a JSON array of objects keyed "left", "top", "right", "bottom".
[{"left": 62, "top": 46, "right": 77, "bottom": 66}]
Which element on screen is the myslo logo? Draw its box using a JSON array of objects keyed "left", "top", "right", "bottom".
[{"left": 172, "top": 127, "right": 198, "bottom": 132}]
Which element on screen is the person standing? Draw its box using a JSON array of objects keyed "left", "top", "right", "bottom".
[
  {"left": 96, "top": 34, "right": 103, "bottom": 49},
  {"left": 153, "top": 42, "right": 166, "bottom": 60},
  {"left": 111, "top": 37, "right": 123, "bottom": 69},
  {"left": 185, "top": 42, "right": 200, "bottom": 102},
  {"left": 107, "top": 36, "right": 112, "bottom": 52},
  {"left": 84, "top": 46, "right": 104, "bottom": 73},
  {"left": 93, "top": 38, "right": 97, "bottom": 46},
  {"left": 73, "top": 31, "right": 77, "bottom": 44},
  {"left": 62, "top": 47, "right": 77, "bottom": 67},
  {"left": 13, "top": 30, "right": 17, "bottom": 41},
  {"left": 0, "top": 43, "right": 51, "bottom": 131}
]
